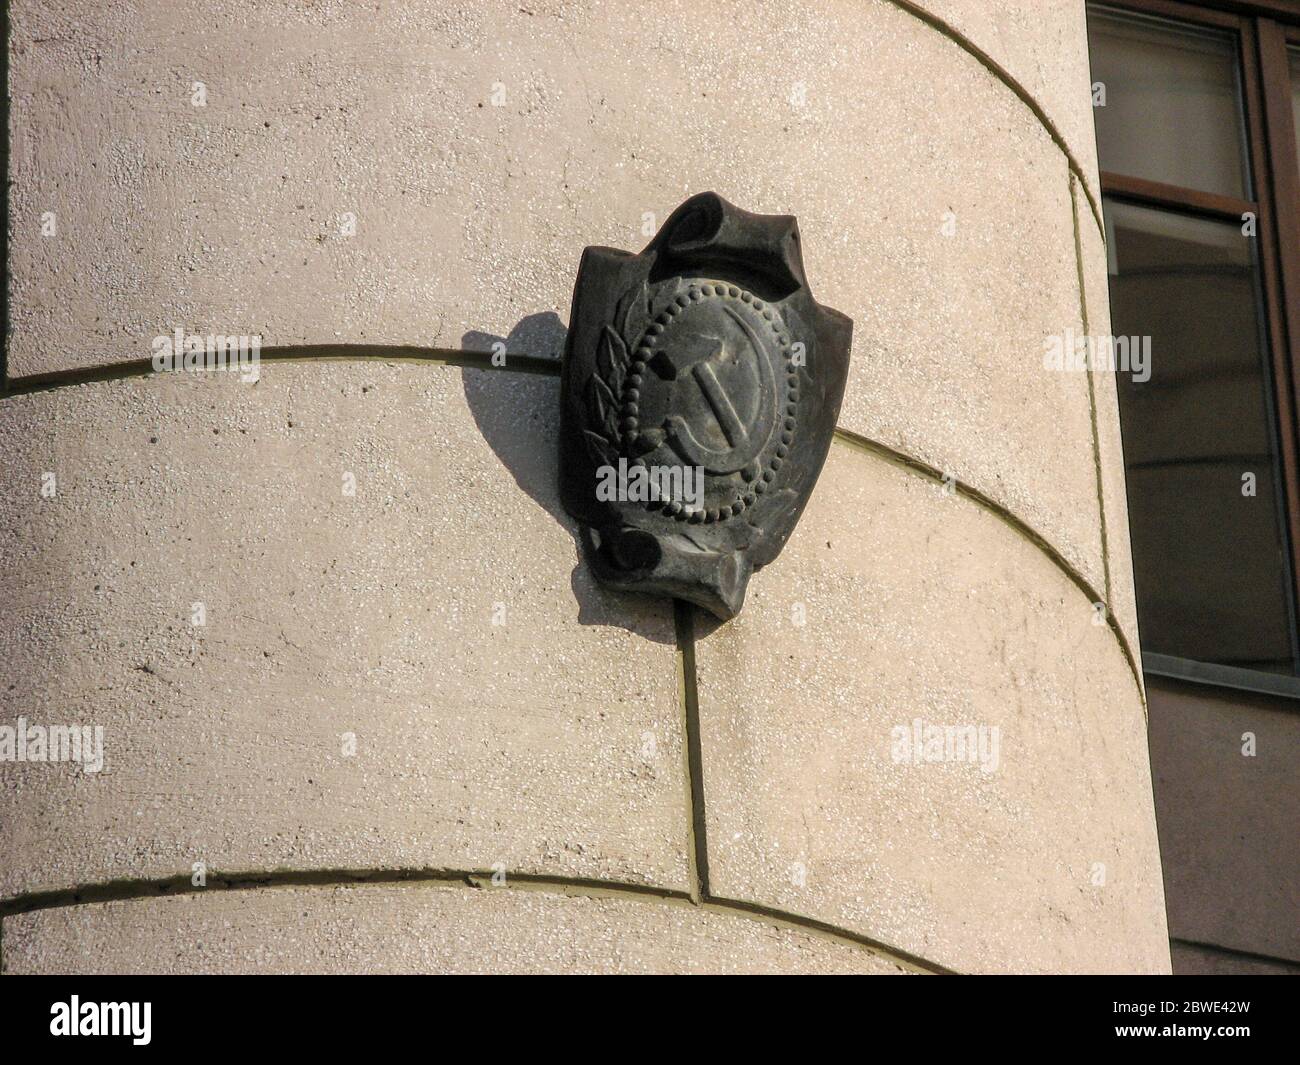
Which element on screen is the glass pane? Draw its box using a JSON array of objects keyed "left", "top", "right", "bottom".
[
  {"left": 1105, "top": 199, "right": 1297, "bottom": 674},
  {"left": 1290, "top": 47, "right": 1300, "bottom": 179},
  {"left": 1088, "top": 7, "right": 1249, "bottom": 199}
]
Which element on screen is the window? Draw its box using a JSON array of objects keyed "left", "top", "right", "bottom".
[{"left": 1087, "top": 1, "right": 1300, "bottom": 679}]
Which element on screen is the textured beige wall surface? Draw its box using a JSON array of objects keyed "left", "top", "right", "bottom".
[
  {"left": 1074, "top": 175, "right": 1141, "bottom": 658},
  {"left": 0, "top": 364, "right": 689, "bottom": 899},
  {"left": 3, "top": 882, "right": 913, "bottom": 975},
  {"left": 692, "top": 446, "right": 1165, "bottom": 975},
  {"left": 914, "top": 0, "right": 1101, "bottom": 202},
  {"left": 9, "top": 0, "right": 1109, "bottom": 596},
  {"left": 3, "top": 0, "right": 1165, "bottom": 974}
]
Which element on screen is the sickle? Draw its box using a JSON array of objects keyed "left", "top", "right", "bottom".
[{"left": 664, "top": 303, "right": 777, "bottom": 476}]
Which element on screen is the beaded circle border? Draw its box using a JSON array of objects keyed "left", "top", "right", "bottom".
[{"left": 616, "top": 281, "right": 798, "bottom": 524}]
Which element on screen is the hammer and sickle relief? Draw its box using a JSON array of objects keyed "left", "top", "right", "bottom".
[
  {"left": 658, "top": 302, "right": 779, "bottom": 480},
  {"left": 560, "top": 192, "right": 852, "bottom": 618}
]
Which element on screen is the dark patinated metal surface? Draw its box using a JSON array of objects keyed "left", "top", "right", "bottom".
[{"left": 559, "top": 192, "right": 852, "bottom": 619}]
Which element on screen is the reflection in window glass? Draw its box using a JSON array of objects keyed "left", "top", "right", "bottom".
[
  {"left": 1105, "top": 200, "right": 1298, "bottom": 674},
  {"left": 1089, "top": 8, "right": 1249, "bottom": 198}
]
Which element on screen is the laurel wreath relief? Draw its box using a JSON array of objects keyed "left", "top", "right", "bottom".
[{"left": 583, "top": 278, "right": 681, "bottom": 468}]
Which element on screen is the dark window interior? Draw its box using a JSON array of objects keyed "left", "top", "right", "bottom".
[{"left": 1088, "top": 2, "right": 1300, "bottom": 676}]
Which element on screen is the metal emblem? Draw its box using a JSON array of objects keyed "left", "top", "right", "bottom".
[{"left": 559, "top": 192, "right": 852, "bottom": 619}]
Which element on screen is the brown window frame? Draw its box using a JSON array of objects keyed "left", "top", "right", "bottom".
[{"left": 1089, "top": 0, "right": 1300, "bottom": 684}]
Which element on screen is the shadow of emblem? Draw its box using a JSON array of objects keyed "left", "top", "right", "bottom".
[{"left": 560, "top": 192, "right": 852, "bottom": 619}]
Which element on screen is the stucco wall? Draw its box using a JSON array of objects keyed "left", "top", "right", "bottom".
[{"left": 1, "top": 0, "right": 1169, "bottom": 974}]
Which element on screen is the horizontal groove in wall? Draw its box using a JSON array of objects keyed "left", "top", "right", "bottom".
[
  {"left": 830, "top": 428, "right": 1146, "bottom": 707},
  {"left": 884, "top": 0, "right": 1106, "bottom": 241},
  {"left": 1, "top": 345, "right": 560, "bottom": 396},
  {"left": 0, "top": 867, "right": 945, "bottom": 975},
  {"left": 2, "top": 349, "right": 1142, "bottom": 703}
]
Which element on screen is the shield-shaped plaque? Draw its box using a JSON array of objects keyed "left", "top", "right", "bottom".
[{"left": 559, "top": 192, "right": 852, "bottom": 619}]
